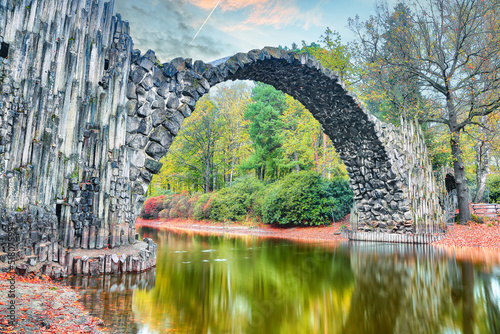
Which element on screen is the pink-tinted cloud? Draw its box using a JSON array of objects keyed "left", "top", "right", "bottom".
[
  {"left": 187, "top": 0, "right": 323, "bottom": 31},
  {"left": 188, "top": 0, "right": 269, "bottom": 11}
]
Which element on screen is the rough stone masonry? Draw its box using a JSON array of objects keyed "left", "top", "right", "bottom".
[{"left": 0, "top": 0, "right": 444, "bottom": 275}]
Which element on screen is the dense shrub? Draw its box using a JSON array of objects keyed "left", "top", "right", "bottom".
[
  {"left": 258, "top": 171, "right": 353, "bottom": 226},
  {"left": 168, "top": 193, "right": 190, "bottom": 218},
  {"left": 324, "top": 177, "right": 355, "bottom": 221},
  {"left": 488, "top": 174, "right": 500, "bottom": 203},
  {"left": 141, "top": 173, "right": 352, "bottom": 224},
  {"left": 209, "top": 176, "right": 264, "bottom": 222},
  {"left": 193, "top": 193, "right": 213, "bottom": 220},
  {"left": 141, "top": 195, "right": 166, "bottom": 219},
  {"left": 140, "top": 192, "right": 193, "bottom": 219}
]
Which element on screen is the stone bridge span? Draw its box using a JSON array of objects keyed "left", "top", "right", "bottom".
[
  {"left": 126, "top": 47, "right": 442, "bottom": 234},
  {"left": 0, "top": 0, "right": 443, "bottom": 276}
]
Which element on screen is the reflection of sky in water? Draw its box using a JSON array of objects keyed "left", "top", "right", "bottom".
[{"left": 65, "top": 227, "right": 500, "bottom": 334}]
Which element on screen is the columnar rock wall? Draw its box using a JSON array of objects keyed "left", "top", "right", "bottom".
[{"left": 0, "top": 0, "right": 143, "bottom": 273}]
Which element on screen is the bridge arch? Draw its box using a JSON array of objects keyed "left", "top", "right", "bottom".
[
  {"left": 0, "top": 0, "right": 445, "bottom": 273},
  {"left": 125, "top": 47, "right": 442, "bottom": 235}
]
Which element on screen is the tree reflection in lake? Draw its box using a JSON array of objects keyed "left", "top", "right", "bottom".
[{"left": 64, "top": 227, "right": 500, "bottom": 334}]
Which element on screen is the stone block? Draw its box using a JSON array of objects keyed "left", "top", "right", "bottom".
[
  {"left": 82, "top": 256, "right": 89, "bottom": 275},
  {"left": 98, "top": 255, "right": 105, "bottom": 274},
  {"left": 149, "top": 126, "right": 173, "bottom": 147},
  {"left": 145, "top": 142, "right": 168, "bottom": 160},
  {"left": 138, "top": 56, "right": 154, "bottom": 71},
  {"left": 89, "top": 258, "right": 99, "bottom": 276},
  {"left": 126, "top": 116, "right": 141, "bottom": 134},
  {"left": 73, "top": 257, "right": 82, "bottom": 275},
  {"left": 129, "top": 149, "right": 146, "bottom": 168},
  {"left": 66, "top": 252, "right": 74, "bottom": 275},
  {"left": 145, "top": 159, "right": 162, "bottom": 174},
  {"left": 105, "top": 254, "right": 112, "bottom": 274},
  {"left": 89, "top": 226, "right": 96, "bottom": 249},
  {"left": 138, "top": 117, "right": 152, "bottom": 135},
  {"left": 38, "top": 245, "right": 47, "bottom": 262},
  {"left": 129, "top": 134, "right": 148, "bottom": 149},
  {"left": 140, "top": 74, "right": 154, "bottom": 90},
  {"left": 126, "top": 99, "right": 138, "bottom": 116},
  {"left": 130, "top": 67, "right": 147, "bottom": 84},
  {"left": 137, "top": 102, "right": 152, "bottom": 117},
  {"left": 152, "top": 98, "right": 165, "bottom": 109},
  {"left": 151, "top": 108, "right": 168, "bottom": 127},
  {"left": 126, "top": 82, "right": 137, "bottom": 99}
]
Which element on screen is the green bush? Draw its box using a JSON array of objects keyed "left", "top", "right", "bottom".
[
  {"left": 141, "top": 173, "right": 353, "bottom": 224},
  {"left": 193, "top": 193, "right": 213, "bottom": 220},
  {"left": 209, "top": 175, "right": 264, "bottom": 222},
  {"left": 258, "top": 171, "right": 353, "bottom": 226},
  {"left": 488, "top": 174, "right": 500, "bottom": 203}
]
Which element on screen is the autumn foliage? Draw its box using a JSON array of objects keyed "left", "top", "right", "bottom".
[{"left": 141, "top": 173, "right": 353, "bottom": 225}]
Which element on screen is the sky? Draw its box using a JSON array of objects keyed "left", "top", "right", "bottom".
[{"left": 114, "top": 0, "right": 394, "bottom": 64}]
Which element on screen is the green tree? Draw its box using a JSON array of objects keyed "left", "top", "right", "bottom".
[
  {"left": 244, "top": 83, "right": 287, "bottom": 180},
  {"left": 166, "top": 97, "right": 225, "bottom": 193},
  {"left": 211, "top": 82, "right": 252, "bottom": 185}
]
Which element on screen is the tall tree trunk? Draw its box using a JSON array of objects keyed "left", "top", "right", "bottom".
[
  {"left": 313, "top": 134, "right": 319, "bottom": 173},
  {"left": 450, "top": 132, "right": 471, "bottom": 223},
  {"left": 448, "top": 97, "right": 471, "bottom": 224},
  {"left": 327, "top": 149, "right": 332, "bottom": 180},
  {"left": 229, "top": 121, "right": 240, "bottom": 186},
  {"left": 205, "top": 140, "right": 211, "bottom": 193},
  {"left": 322, "top": 133, "right": 327, "bottom": 177},
  {"left": 474, "top": 139, "right": 490, "bottom": 203},
  {"left": 293, "top": 151, "right": 300, "bottom": 171}
]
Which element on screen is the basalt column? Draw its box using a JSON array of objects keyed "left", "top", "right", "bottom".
[{"left": 0, "top": 0, "right": 153, "bottom": 274}]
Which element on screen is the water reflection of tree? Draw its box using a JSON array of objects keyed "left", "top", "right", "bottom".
[
  {"left": 343, "top": 245, "right": 500, "bottom": 334},
  {"left": 133, "top": 232, "right": 355, "bottom": 333},
  {"left": 131, "top": 229, "right": 500, "bottom": 334},
  {"left": 483, "top": 272, "right": 500, "bottom": 333}
]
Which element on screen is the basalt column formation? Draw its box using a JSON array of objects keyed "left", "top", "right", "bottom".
[{"left": 0, "top": 0, "right": 155, "bottom": 276}]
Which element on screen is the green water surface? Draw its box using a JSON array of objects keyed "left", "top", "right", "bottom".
[{"left": 65, "top": 226, "right": 500, "bottom": 334}]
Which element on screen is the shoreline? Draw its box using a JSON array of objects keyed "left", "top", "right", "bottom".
[
  {"left": 0, "top": 273, "right": 106, "bottom": 333},
  {"left": 136, "top": 217, "right": 500, "bottom": 263}
]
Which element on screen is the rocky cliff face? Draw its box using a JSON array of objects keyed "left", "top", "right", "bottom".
[
  {"left": 0, "top": 0, "right": 444, "bottom": 275},
  {"left": 0, "top": 0, "right": 142, "bottom": 273}
]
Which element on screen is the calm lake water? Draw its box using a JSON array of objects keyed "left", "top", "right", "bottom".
[{"left": 64, "top": 226, "right": 500, "bottom": 334}]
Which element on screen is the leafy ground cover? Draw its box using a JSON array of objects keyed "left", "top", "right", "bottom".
[{"left": 0, "top": 273, "right": 106, "bottom": 333}]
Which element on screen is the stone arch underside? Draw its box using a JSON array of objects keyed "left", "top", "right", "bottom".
[{"left": 0, "top": 0, "right": 445, "bottom": 277}]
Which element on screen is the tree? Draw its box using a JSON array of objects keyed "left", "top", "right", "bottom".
[
  {"left": 350, "top": 0, "right": 500, "bottom": 223},
  {"left": 278, "top": 95, "right": 319, "bottom": 172},
  {"left": 211, "top": 82, "right": 252, "bottom": 186},
  {"left": 244, "top": 83, "right": 287, "bottom": 180},
  {"left": 299, "top": 28, "right": 358, "bottom": 86},
  {"left": 167, "top": 97, "right": 225, "bottom": 193},
  {"left": 350, "top": 3, "right": 429, "bottom": 124}
]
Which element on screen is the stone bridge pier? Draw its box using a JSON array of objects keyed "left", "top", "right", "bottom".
[{"left": 0, "top": 0, "right": 443, "bottom": 276}]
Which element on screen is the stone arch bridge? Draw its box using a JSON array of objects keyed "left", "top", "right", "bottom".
[{"left": 0, "top": 0, "right": 443, "bottom": 275}]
